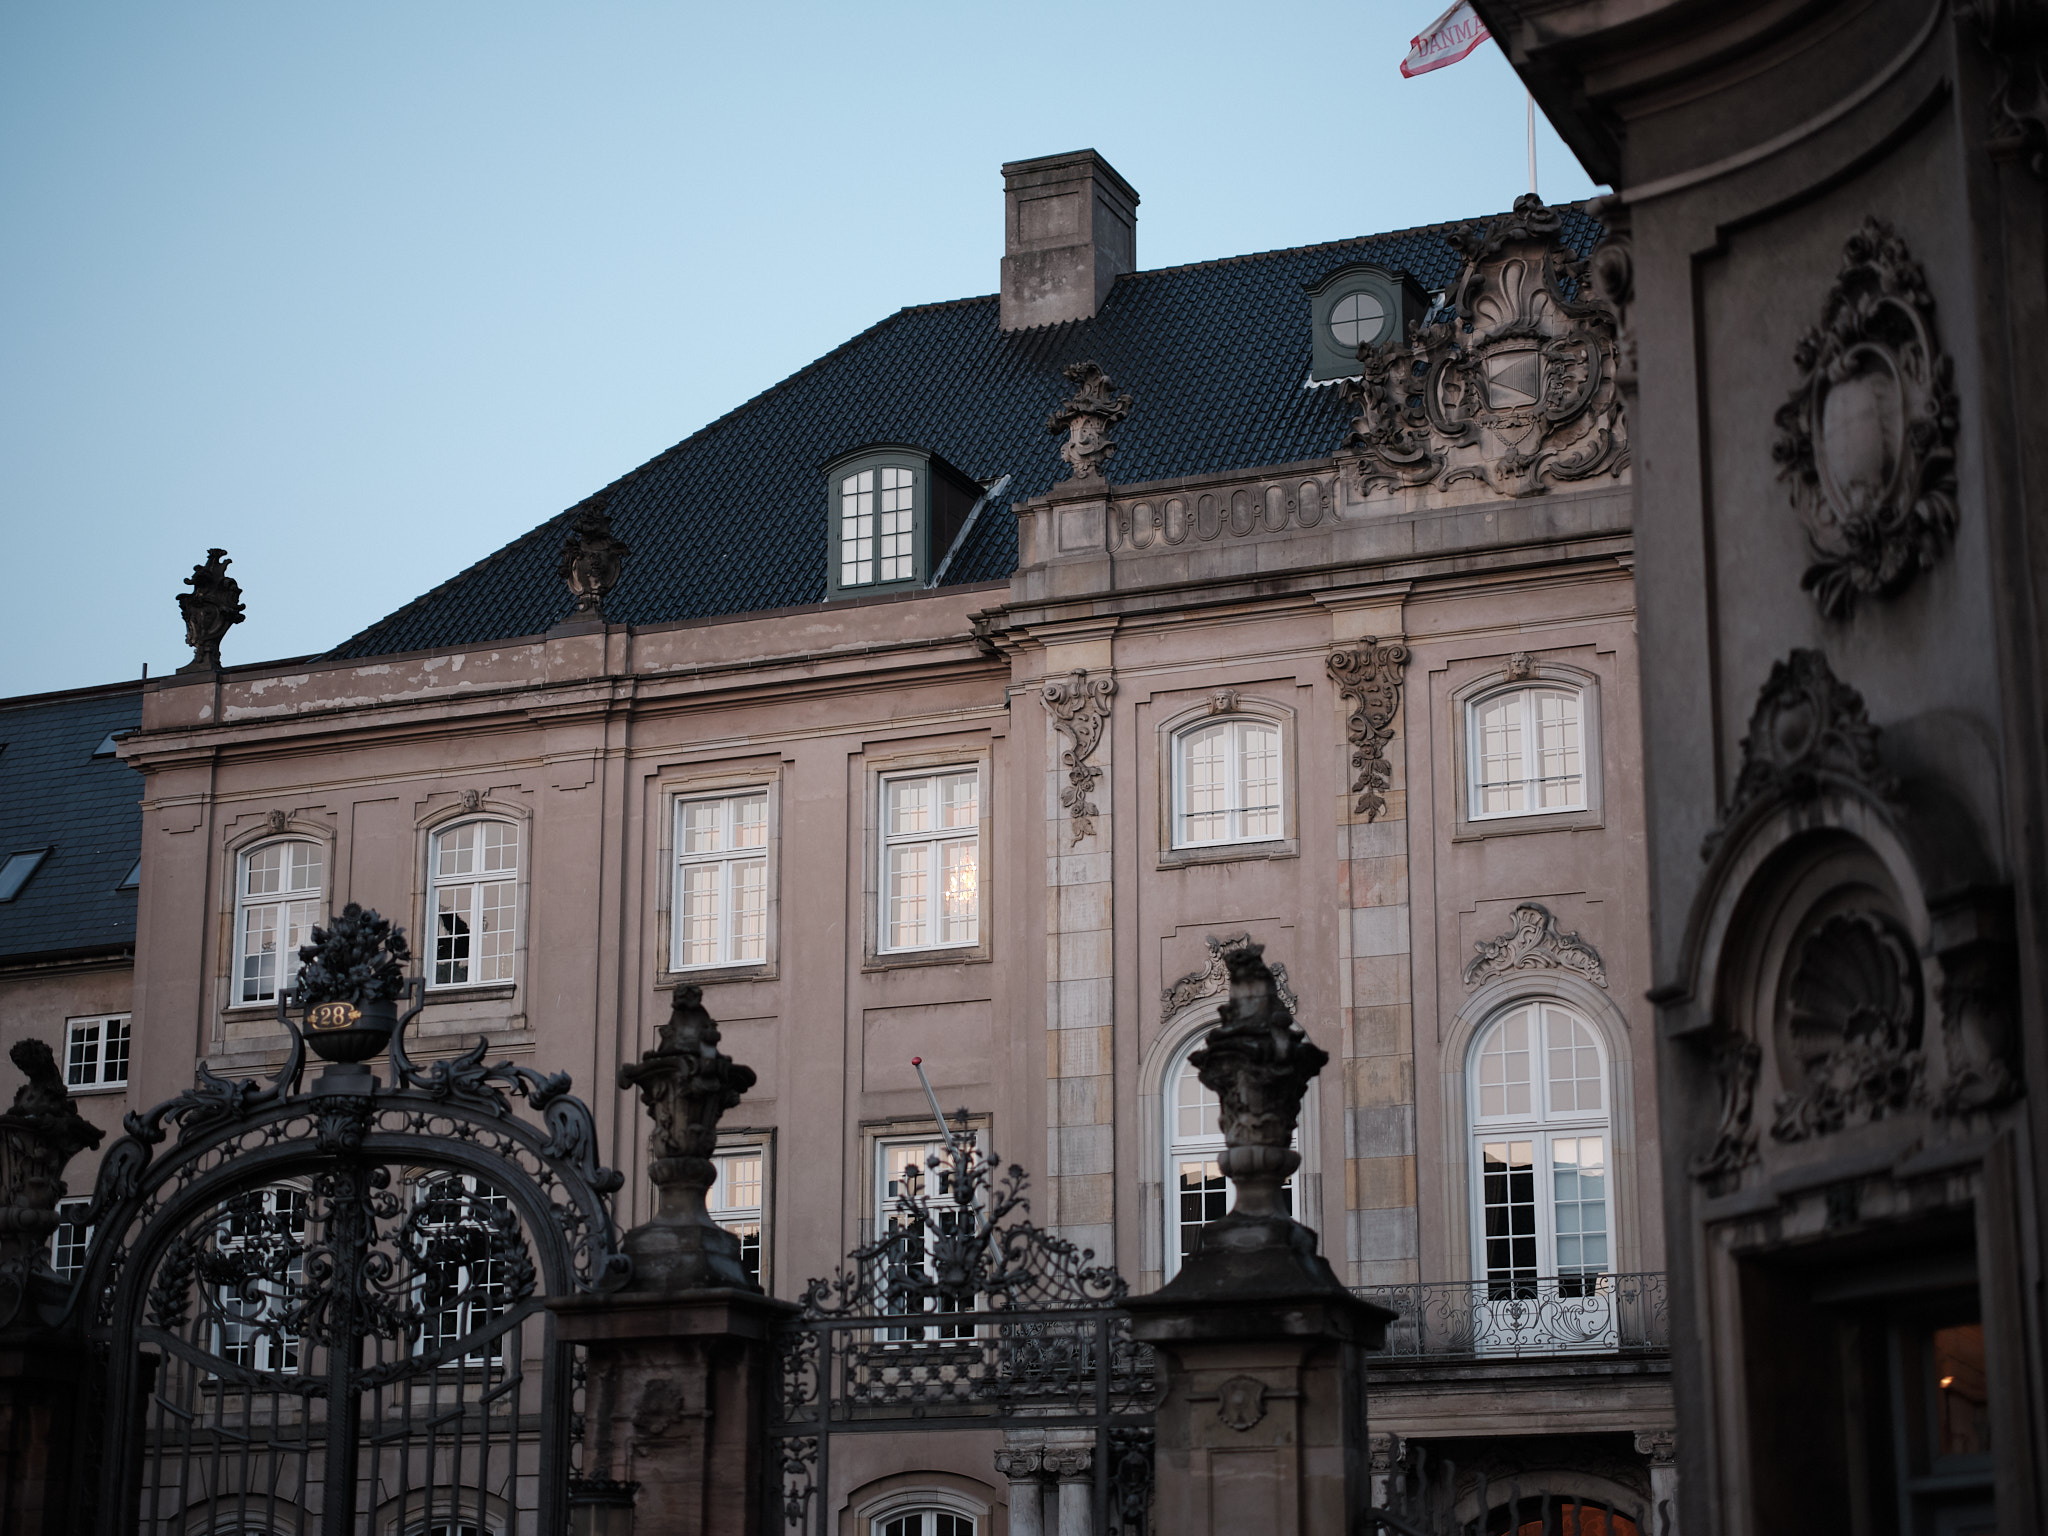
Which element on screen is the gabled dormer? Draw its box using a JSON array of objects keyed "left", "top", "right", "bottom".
[{"left": 824, "top": 445, "right": 983, "bottom": 600}]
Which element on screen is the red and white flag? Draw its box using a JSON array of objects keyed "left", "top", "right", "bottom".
[{"left": 1400, "top": 1, "right": 1491, "bottom": 77}]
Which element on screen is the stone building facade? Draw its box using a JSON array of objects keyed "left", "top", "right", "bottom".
[{"left": 18, "top": 154, "right": 1677, "bottom": 1531}]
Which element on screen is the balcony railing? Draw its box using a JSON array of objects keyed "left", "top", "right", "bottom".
[{"left": 1353, "top": 1271, "right": 1669, "bottom": 1361}]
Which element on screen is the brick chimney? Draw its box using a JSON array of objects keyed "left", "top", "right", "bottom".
[{"left": 999, "top": 150, "right": 1138, "bottom": 331}]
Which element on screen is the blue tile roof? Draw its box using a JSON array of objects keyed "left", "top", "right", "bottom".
[
  {"left": 331, "top": 205, "right": 1604, "bottom": 659},
  {"left": 0, "top": 683, "right": 143, "bottom": 962}
]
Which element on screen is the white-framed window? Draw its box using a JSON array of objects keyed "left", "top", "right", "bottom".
[
  {"left": 876, "top": 1137, "right": 973, "bottom": 1341},
  {"left": 879, "top": 769, "right": 980, "bottom": 953},
  {"left": 412, "top": 1173, "right": 514, "bottom": 1365},
  {"left": 708, "top": 1146, "right": 765, "bottom": 1289},
  {"left": 1164, "top": 1044, "right": 1293, "bottom": 1278},
  {"left": 1467, "top": 686, "right": 1586, "bottom": 819},
  {"left": 1469, "top": 1002, "right": 1610, "bottom": 1296},
  {"left": 877, "top": 1513, "right": 974, "bottom": 1536},
  {"left": 840, "top": 465, "right": 916, "bottom": 588},
  {"left": 215, "top": 1185, "right": 308, "bottom": 1373},
  {"left": 64, "top": 1013, "right": 130, "bottom": 1089},
  {"left": 672, "top": 792, "right": 769, "bottom": 970},
  {"left": 1171, "top": 718, "right": 1282, "bottom": 848},
  {"left": 49, "top": 1198, "right": 91, "bottom": 1279},
  {"left": 429, "top": 820, "right": 518, "bottom": 988},
  {"left": 234, "top": 840, "right": 325, "bottom": 1004}
]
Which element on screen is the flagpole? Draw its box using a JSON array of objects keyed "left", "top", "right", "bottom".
[{"left": 1526, "top": 89, "right": 1538, "bottom": 196}]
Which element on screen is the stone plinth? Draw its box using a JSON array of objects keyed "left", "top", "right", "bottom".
[
  {"left": 550, "top": 1288, "right": 797, "bottom": 1536},
  {"left": 0, "top": 1328, "right": 95, "bottom": 1536}
]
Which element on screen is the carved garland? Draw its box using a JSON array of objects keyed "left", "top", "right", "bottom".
[
  {"left": 1772, "top": 219, "right": 1957, "bottom": 619},
  {"left": 1041, "top": 669, "right": 1117, "bottom": 846},
  {"left": 1462, "top": 902, "right": 1607, "bottom": 989},
  {"left": 1328, "top": 639, "right": 1411, "bottom": 822}
]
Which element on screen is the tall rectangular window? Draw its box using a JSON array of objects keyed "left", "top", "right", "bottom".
[
  {"left": 673, "top": 792, "right": 769, "bottom": 969},
  {"left": 1480, "top": 1138, "right": 1538, "bottom": 1298},
  {"left": 877, "top": 1138, "right": 973, "bottom": 1340},
  {"left": 49, "top": 1199, "right": 91, "bottom": 1279},
  {"left": 708, "top": 1147, "right": 765, "bottom": 1289},
  {"left": 236, "top": 841, "right": 324, "bottom": 1004},
  {"left": 1173, "top": 719, "right": 1283, "bottom": 847},
  {"left": 1469, "top": 687, "right": 1586, "bottom": 818},
  {"left": 840, "top": 465, "right": 918, "bottom": 588},
  {"left": 881, "top": 770, "right": 979, "bottom": 953},
  {"left": 431, "top": 821, "right": 518, "bottom": 988},
  {"left": 64, "top": 1013, "right": 130, "bottom": 1088}
]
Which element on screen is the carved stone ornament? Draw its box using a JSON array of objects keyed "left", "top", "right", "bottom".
[
  {"left": 0, "top": 1040, "right": 103, "bottom": 1322},
  {"left": 1047, "top": 361, "right": 1132, "bottom": 483},
  {"left": 559, "top": 493, "right": 631, "bottom": 620},
  {"left": 459, "top": 787, "right": 483, "bottom": 813},
  {"left": 1968, "top": 0, "right": 2048, "bottom": 178},
  {"left": 1161, "top": 932, "right": 1299, "bottom": 1024},
  {"left": 177, "top": 547, "right": 246, "bottom": 673},
  {"left": 1935, "top": 929, "right": 2024, "bottom": 1117},
  {"left": 266, "top": 808, "right": 289, "bottom": 834},
  {"left": 1773, "top": 219, "right": 1958, "bottom": 619},
  {"left": 1688, "top": 1034, "right": 1761, "bottom": 1183},
  {"left": 1463, "top": 902, "right": 1608, "bottom": 989},
  {"left": 1770, "top": 911, "right": 1926, "bottom": 1143},
  {"left": 1339, "top": 196, "right": 1628, "bottom": 500},
  {"left": 1703, "top": 649, "right": 1895, "bottom": 860},
  {"left": 1215, "top": 1375, "right": 1269, "bottom": 1433},
  {"left": 1505, "top": 650, "right": 1535, "bottom": 682},
  {"left": 616, "top": 983, "right": 759, "bottom": 1290},
  {"left": 1328, "top": 639, "right": 1411, "bottom": 822},
  {"left": 1583, "top": 194, "right": 1636, "bottom": 389},
  {"left": 1041, "top": 668, "right": 1116, "bottom": 845}
]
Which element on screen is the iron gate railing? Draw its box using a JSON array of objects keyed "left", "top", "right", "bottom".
[
  {"left": 60, "top": 979, "right": 629, "bottom": 1535},
  {"left": 767, "top": 1112, "right": 1156, "bottom": 1535}
]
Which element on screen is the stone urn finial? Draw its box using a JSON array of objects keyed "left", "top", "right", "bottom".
[
  {"left": 1047, "top": 361, "right": 1133, "bottom": 482},
  {"left": 177, "top": 547, "right": 246, "bottom": 673},
  {"left": 559, "top": 494, "right": 630, "bottom": 621},
  {"left": 0, "top": 1039, "right": 104, "bottom": 1323},
  {"left": 617, "top": 983, "right": 758, "bottom": 1291}
]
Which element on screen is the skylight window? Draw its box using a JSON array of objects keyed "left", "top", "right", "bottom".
[
  {"left": 0, "top": 849, "right": 50, "bottom": 902},
  {"left": 93, "top": 732, "right": 120, "bottom": 757},
  {"left": 119, "top": 859, "right": 141, "bottom": 890}
]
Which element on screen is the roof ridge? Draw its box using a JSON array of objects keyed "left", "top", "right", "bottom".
[{"left": 0, "top": 677, "right": 145, "bottom": 712}]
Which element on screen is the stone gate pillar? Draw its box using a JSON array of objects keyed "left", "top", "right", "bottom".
[
  {"left": 1122, "top": 949, "right": 1393, "bottom": 1536},
  {"left": 549, "top": 984, "right": 795, "bottom": 1536}
]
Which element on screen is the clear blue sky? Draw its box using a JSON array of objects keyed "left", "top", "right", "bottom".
[{"left": 1, "top": 3, "right": 1601, "bottom": 696}]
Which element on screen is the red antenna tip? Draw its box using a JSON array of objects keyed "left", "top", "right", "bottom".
[{"left": 911, "top": 1056, "right": 922, "bottom": 1066}]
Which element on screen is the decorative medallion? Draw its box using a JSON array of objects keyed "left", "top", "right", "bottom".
[
  {"left": 1772, "top": 219, "right": 1957, "bottom": 619},
  {"left": 1770, "top": 911, "right": 1926, "bottom": 1142},
  {"left": 1047, "top": 362, "right": 1133, "bottom": 483},
  {"left": 1161, "top": 932, "right": 1298, "bottom": 1024},
  {"left": 1327, "top": 639, "right": 1411, "bottom": 822},
  {"left": 1340, "top": 196, "right": 1627, "bottom": 499},
  {"left": 1462, "top": 902, "right": 1608, "bottom": 989},
  {"left": 1702, "top": 649, "right": 1894, "bottom": 860},
  {"left": 1215, "top": 1375, "right": 1269, "bottom": 1433},
  {"left": 1041, "top": 669, "right": 1117, "bottom": 846}
]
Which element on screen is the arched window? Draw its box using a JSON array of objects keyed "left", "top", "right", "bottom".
[
  {"left": 1469, "top": 1003, "right": 1609, "bottom": 1297},
  {"left": 1164, "top": 1043, "right": 1293, "bottom": 1277},
  {"left": 877, "top": 1512, "right": 974, "bottom": 1536},
  {"left": 234, "top": 840, "right": 324, "bottom": 1004},
  {"left": 1170, "top": 717, "right": 1283, "bottom": 848},
  {"left": 1467, "top": 685, "right": 1587, "bottom": 819},
  {"left": 429, "top": 821, "right": 519, "bottom": 988}
]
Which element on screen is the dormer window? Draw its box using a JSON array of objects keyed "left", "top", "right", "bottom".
[
  {"left": 1304, "top": 264, "right": 1428, "bottom": 382},
  {"left": 824, "top": 446, "right": 982, "bottom": 600}
]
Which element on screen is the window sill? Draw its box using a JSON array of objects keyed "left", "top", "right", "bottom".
[
  {"left": 422, "top": 983, "right": 518, "bottom": 1003},
  {"left": 657, "top": 963, "right": 776, "bottom": 988},
  {"left": 862, "top": 945, "right": 991, "bottom": 973},
  {"left": 65, "top": 1082, "right": 130, "bottom": 1097},
  {"left": 1452, "top": 810, "right": 1603, "bottom": 842},
  {"left": 1158, "top": 838, "right": 1298, "bottom": 870}
]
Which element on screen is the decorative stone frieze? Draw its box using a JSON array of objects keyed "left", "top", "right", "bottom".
[
  {"left": 1772, "top": 219, "right": 1958, "bottom": 619},
  {"left": 1688, "top": 1034, "right": 1761, "bottom": 1183},
  {"left": 1047, "top": 361, "right": 1132, "bottom": 482},
  {"left": 1339, "top": 195, "right": 1628, "bottom": 500},
  {"left": 1328, "top": 639, "right": 1411, "bottom": 822},
  {"left": 559, "top": 493, "right": 631, "bottom": 620},
  {"left": 1161, "top": 932, "right": 1299, "bottom": 1024},
  {"left": 1770, "top": 911, "right": 1927, "bottom": 1142},
  {"left": 177, "top": 547, "right": 246, "bottom": 673},
  {"left": 1703, "top": 648, "right": 1894, "bottom": 860},
  {"left": 1462, "top": 901, "right": 1608, "bottom": 989},
  {"left": 1105, "top": 471, "right": 1343, "bottom": 551},
  {"left": 1041, "top": 668, "right": 1116, "bottom": 845}
]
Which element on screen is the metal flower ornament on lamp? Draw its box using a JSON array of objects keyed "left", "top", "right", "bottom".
[
  {"left": 617, "top": 982, "right": 759, "bottom": 1291},
  {"left": 291, "top": 904, "right": 416, "bottom": 1064}
]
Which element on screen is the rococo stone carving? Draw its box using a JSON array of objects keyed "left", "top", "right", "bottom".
[
  {"left": 616, "top": 982, "right": 758, "bottom": 1290},
  {"left": 1048, "top": 361, "right": 1132, "bottom": 482},
  {"left": 1340, "top": 196, "right": 1628, "bottom": 499},
  {"left": 1773, "top": 219, "right": 1958, "bottom": 619},
  {"left": 1463, "top": 901, "right": 1608, "bottom": 989},
  {"left": 1935, "top": 922, "right": 2025, "bottom": 1117},
  {"left": 1703, "top": 649, "right": 1894, "bottom": 860},
  {"left": 1688, "top": 1034, "right": 1761, "bottom": 1183},
  {"left": 1583, "top": 194, "right": 1635, "bottom": 390},
  {"left": 1041, "top": 668, "right": 1116, "bottom": 845},
  {"left": 0, "top": 1039, "right": 103, "bottom": 1321},
  {"left": 1771, "top": 911, "right": 1926, "bottom": 1142},
  {"left": 1214, "top": 1374, "right": 1270, "bottom": 1433},
  {"left": 1328, "top": 639, "right": 1411, "bottom": 822},
  {"left": 1162, "top": 932, "right": 1299, "bottom": 1024},
  {"left": 177, "top": 547, "right": 246, "bottom": 673},
  {"left": 1106, "top": 471, "right": 1342, "bottom": 552},
  {"left": 1967, "top": 0, "right": 2048, "bottom": 178},
  {"left": 559, "top": 493, "right": 631, "bottom": 620}
]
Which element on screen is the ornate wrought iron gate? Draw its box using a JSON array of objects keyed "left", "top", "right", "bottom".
[
  {"left": 767, "top": 1116, "right": 1154, "bottom": 1535},
  {"left": 64, "top": 988, "right": 628, "bottom": 1535}
]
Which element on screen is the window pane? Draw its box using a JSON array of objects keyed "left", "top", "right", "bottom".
[
  {"left": 1476, "top": 696, "right": 1526, "bottom": 815},
  {"left": 680, "top": 864, "right": 720, "bottom": 966},
  {"left": 104, "top": 1016, "right": 130, "bottom": 1085},
  {"left": 887, "top": 778, "right": 930, "bottom": 836},
  {"left": 732, "top": 857, "right": 767, "bottom": 961},
  {"left": 436, "top": 886, "right": 472, "bottom": 986},
  {"left": 477, "top": 880, "right": 516, "bottom": 982},
  {"left": 1481, "top": 1139, "right": 1538, "bottom": 1293},
  {"left": 435, "top": 823, "right": 476, "bottom": 879},
  {"left": 1533, "top": 690, "right": 1583, "bottom": 808},
  {"left": 243, "top": 843, "right": 283, "bottom": 898},
  {"left": 1177, "top": 1159, "right": 1229, "bottom": 1260},
  {"left": 1546, "top": 1010, "right": 1603, "bottom": 1113},
  {"left": 940, "top": 839, "right": 977, "bottom": 943},
  {"left": 939, "top": 772, "right": 978, "bottom": 830},
  {"left": 1551, "top": 1135, "right": 1608, "bottom": 1280},
  {"left": 1476, "top": 1011, "right": 1533, "bottom": 1118},
  {"left": 1180, "top": 724, "right": 1227, "bottom": 843},
  {"left": 841, "top": 471, "right": 876, "bottom": 586},
  {"left": 716, "top": 1154, "right": 763, "bottom": 1211},
  {"left": 285, "top": 843, "right": 322, "bottom": 893},
  {"left": 1175, "top": 1059, "right": 1220, "bottom": 1139},
  {"left": 682, "top": 800, "right": 723, "bottom": 855},
  {"left": 66, "top": 1022, "right": 99, "bottom": 1087},
  {"left": 241, "top": 904, "right": 280, "bottom": 1001},
  {"left": 480, "top": 821, "right": 518, "bottom": 874},
  {"left": 886, "top": 845, "right": 928, "bottom": 950},
  {"left": 1238, "top": 722, "right": 1281, "bottom": 839},
  {"left": 880, "top": 465, "right": 915, "bottom": 582},
  {"left": 732, "top": 794, "right": 767, "bottom": 849}
]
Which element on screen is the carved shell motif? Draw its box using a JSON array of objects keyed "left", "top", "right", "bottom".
[{"left": 1772, "top": 910, "right": 1926, "bottom": 1141}]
